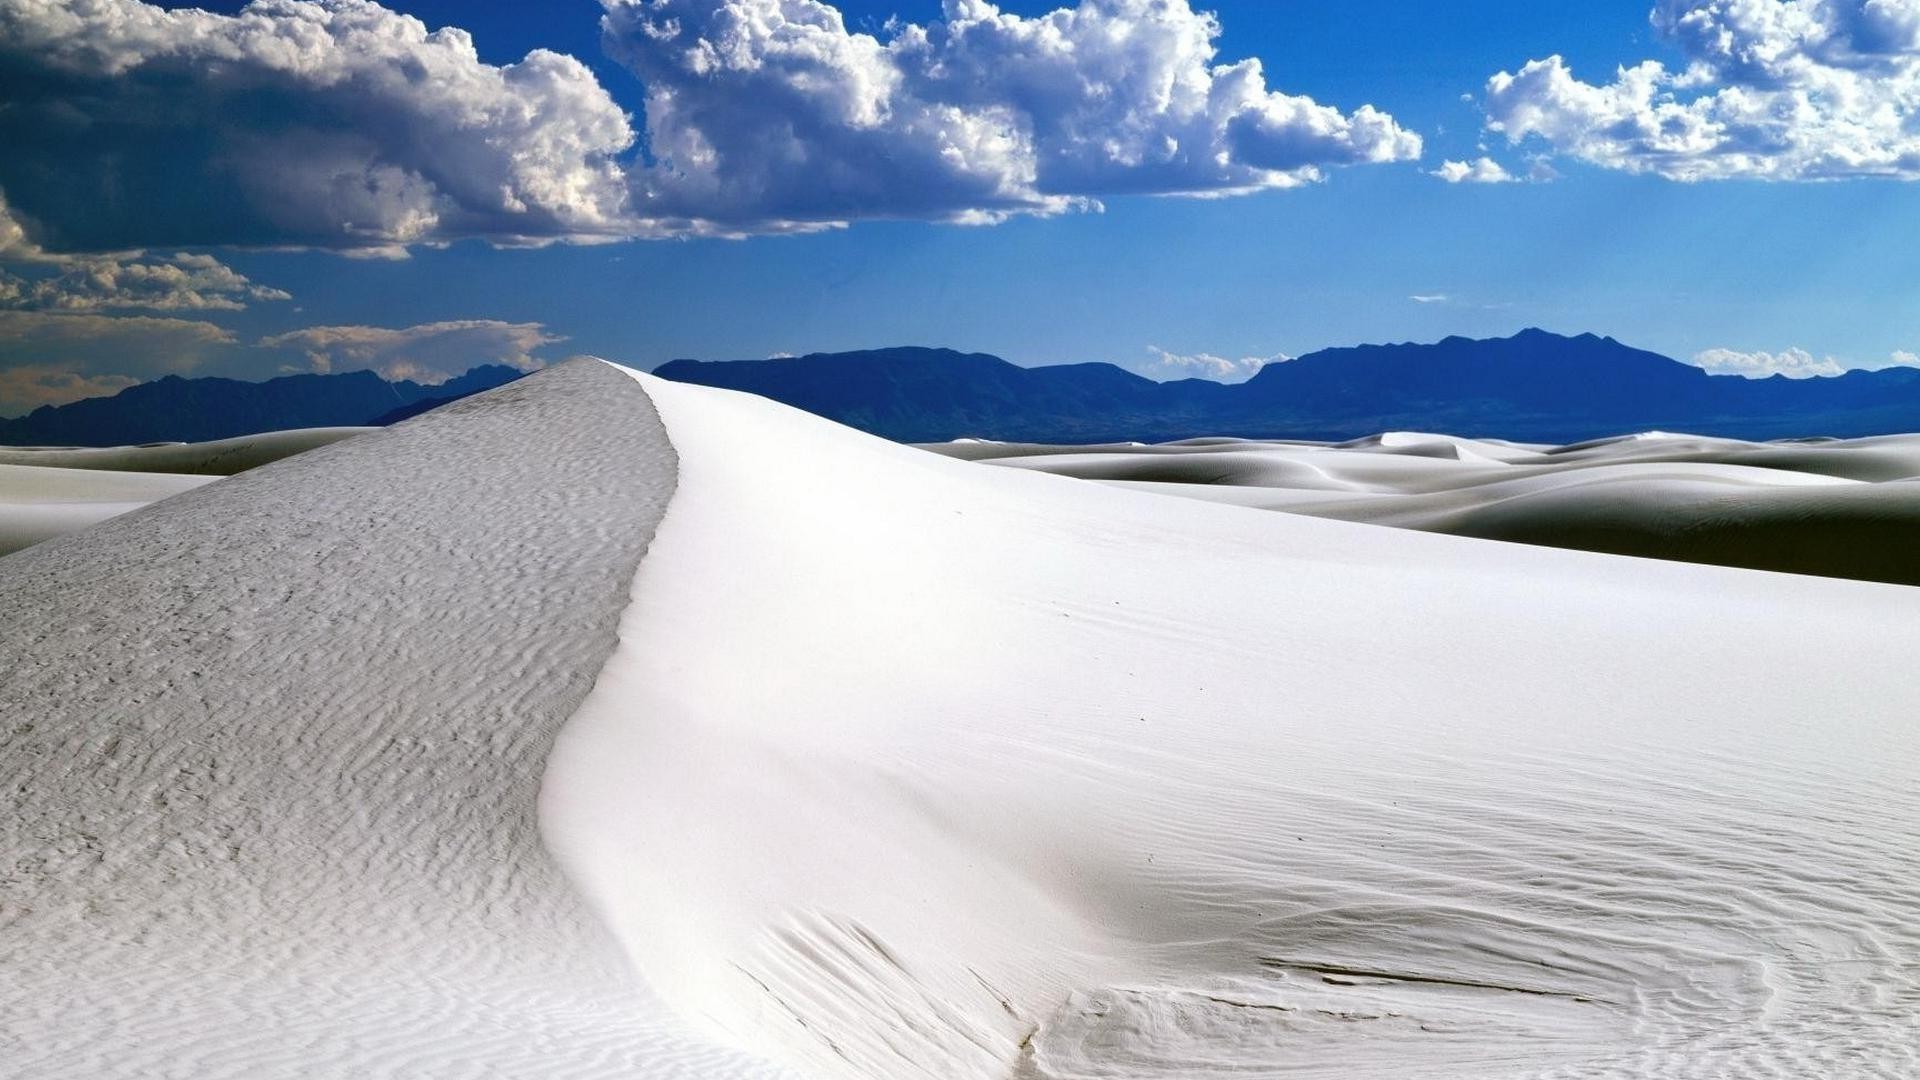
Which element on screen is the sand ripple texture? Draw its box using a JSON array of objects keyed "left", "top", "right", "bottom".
[
  {"left": 0, "top": 361, "right": 790, "bottom": 1079},
  {"left": 546, "top": 373, "right": 1920, "bottom": 1080},
  {"left": 928, "top": 430, "right": 1920, "bottom": 586}
]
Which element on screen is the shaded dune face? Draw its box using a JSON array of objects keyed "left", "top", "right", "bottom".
[
  {"left": 0, "top": 362, "right": 788, "bottom": 1079},
  {"left": 0, "top": 428, "right": 373, "bottom": 476},
  {"left": 547, "top": 374, "right": 1920, "bottom": 1079},
  {"left": 927, "top": 433, "right": 1920, "bottom": 586}
]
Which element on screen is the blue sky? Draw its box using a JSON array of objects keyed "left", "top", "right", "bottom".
[{"left": 3, "top": 0, "right": 1920, "bottom": 411}]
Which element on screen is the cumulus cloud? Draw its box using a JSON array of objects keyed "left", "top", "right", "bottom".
[
  {"left": 0, "top": 309, "right": 238, "bottom": 412},
  {"left": 0, "top": 0, "right": 636, "bottom": 253},
  {"left": 1, "top": 254, "right": 292, "bottom": 313},
  {"left": 1483, "top": 0, "right": 1920, "bottom": 180},
  {"left": 1432, "top": 157, "right": 1517, "bottom": 183},
  {"left": 258, "top": 320, "right": 562, "bottom": 381},
  {"left": 1694, "top": 345, "right": 1920, "bottom": 377},
  {"left": 0, "top": 197, "right": 290, "bottom": 311},
  {"left": 604, "top": 0, "right": 1422, "bottom": 231},
  {"left": 1137, "top": 345, "right": 1287, "bottom": 382},
  {"left": 0, "top": 0, "right": 1418, "bottom": 250}
]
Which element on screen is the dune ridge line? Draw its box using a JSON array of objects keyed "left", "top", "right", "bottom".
[{"left": 0, "top": 359, "right": 788, "bottom": 1079}]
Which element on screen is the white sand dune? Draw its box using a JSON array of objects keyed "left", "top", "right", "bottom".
[
  {"left": 0, "top": 363, "right": 790, "bottom": 1080},
  {"left": 6, "top": 365, "right": 1919, "bottom": 1078},
  {"left": 928, "top": 433, "right": 1920, "bottom": 585},
  {"left": 0, "top": 427, "right": 371, "bottom": 474},
  {"left": 548, "top": 373, "right": 1920, "bottom": 1078},
  {"left": 0, "top": 462, "right": 216, "bottom": 556},
  {"left": 0, "top": 427, "right": 371, "bottom": 556}
]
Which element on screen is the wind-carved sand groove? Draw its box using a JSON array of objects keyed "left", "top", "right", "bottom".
[
  {"left": 546, "top": 373, "right": 1920, "bottom": 1080},
  {"left": 0, "top": 361, "right": 790, "bottom": 1079}
]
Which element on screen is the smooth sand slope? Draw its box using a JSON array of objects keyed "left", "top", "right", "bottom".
[
  {"left": 7, "top": 366, "right": 1919, "bottom": 1079},
  {"left": 0, "top": 427, "right": 371, "bottom": 556},
  {"left": 927, "top": 432, "right": 1920, "bottom": 586},
  {"left": 0, "top": 462, "right": 216, "bottom": 557},
  {"left": 550, "top": 372, "right": 1920, "bottom": 1079},
  {"left": 0, "top": 362, "right": 787, "bottom": 1080},
  {"left": 0, "top": 427, "right": 371, "bottom": 474}
]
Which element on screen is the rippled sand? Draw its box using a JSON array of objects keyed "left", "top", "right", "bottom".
[
  {"left": 5, "top": 366, "right": 1917, "bottom": 1078},
  {"left": 553, "top": 374, "right": 1920, "bottom": 1078}
]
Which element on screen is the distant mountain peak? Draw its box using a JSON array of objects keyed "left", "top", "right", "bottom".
[
  {"left": 655, "top": 335, "right": 1920, "bottom": 443},
  {"left": 0, "top": 365, "right": 526, "bottom": 447}
]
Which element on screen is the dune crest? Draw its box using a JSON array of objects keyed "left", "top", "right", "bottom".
[
  {"left": 0, "top": 361, "right": 786, "bottom": 1079},
  {"left": 546, "top": 370, "right": 1920, "bottom": 1079}
]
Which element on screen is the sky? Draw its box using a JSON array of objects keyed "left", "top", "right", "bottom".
[{"left": 4, "top": 0, "right": 1920, "bottom": 413}]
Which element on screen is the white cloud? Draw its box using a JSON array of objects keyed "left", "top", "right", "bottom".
[
  {"left": 1409, "top": 293, "right": 1451, "bottom": 303},
  {"left": 1693, "top": 345, "right": 1920, "bottom": 377},
  {"left": 1432, "top": 157, "right": 1516, "bottom": 183},
  {"left": 0, "top": 0, "right": 1419, "bottom": 250},
  {"left": 603, "top": 0, "right": 1422, "bottom": 231},
  {"left": 1484, "top": 1, "right": 1920, "bottom": 180},
  {"left": 1, "top": 253, "right": 292, "bottom": 313},
  {"left": 0, "top": 0, "right": 636, "bottom": 252},
  {"left": 257, "top": 320, "right": 563, "bottom": 382},
  {"left": 0, "top": 197, "right": 289, "bottom": 312},
  {"left": 1137, "top": 345, "right": 1287, "bottom": 383}
]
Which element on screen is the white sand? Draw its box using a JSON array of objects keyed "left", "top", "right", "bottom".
[
  {"left": 0, "top": 363, "right": 790, "bottom": 1080},
  {"left": 546, "top": 371, "right": 1920, "bottom": 1078},
  {"left": 928, "top": 432, "right": 1920, "bottom": 584},
  {"left": 0, "top": 462, "right": 215, "bottom": 556},
  {"left": 0, "top": 427, "right": 371, "bottom": 556},
  {"left": 0, "top": 427, "right": 371, "bottom": 474},
  {"left": 8, "top": 365, "right": 1919, "bottom": 1078}
]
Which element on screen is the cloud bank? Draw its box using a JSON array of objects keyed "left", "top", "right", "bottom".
[
  {"left": 258, "top": 320, "right": 561, "bottom": 381},
  {"left": 0, "top": 0, "right": 637, "bottom": 253},
  {"left": 0, "top": 0, "right": 1419, "bottom": 254},
  {"left": 0, "top": 198, "right": 290, "bottom": 312},
  {"left": 0, "top": 312, "right": 563, "bottom": 414},
  {"left": 1484, "top": 0, "right": 1920, "bottom": 180},
  {"left": 606, "top": 0, "right": 1422, "bottom": 231},
  {"left": 1695, "top": 345, "right": 1920, "bottom": 378}
]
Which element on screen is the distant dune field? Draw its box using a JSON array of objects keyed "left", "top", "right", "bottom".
[
  {"left": 929, "top": 430, "right": 1920, "bottom": 586},
  {"left": 5, "top": 363, "right": 1918, "bottom": 1079}
]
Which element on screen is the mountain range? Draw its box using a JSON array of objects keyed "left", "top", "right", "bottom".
[
  {"left": 10, "top": 330, "right": 1920, "bottom": 448},
  {"left": 654, "top": 329, "right": 1920, "bottom": 443},
  {"left": 0, "top": 365, "right": 525, "bottom": 446}
]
